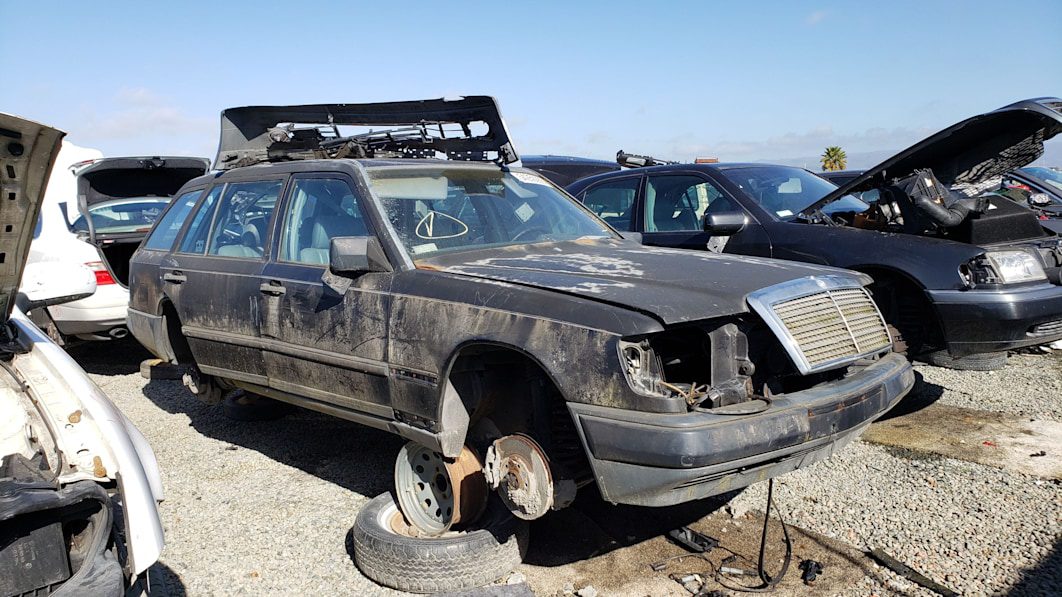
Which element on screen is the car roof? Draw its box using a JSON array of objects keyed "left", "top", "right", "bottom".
[
  {"left": 177, "top": 158, "right": 528, "bottom": 190},
  {"left": 565, "top": 161, "right": 816, "bottom": 190}
]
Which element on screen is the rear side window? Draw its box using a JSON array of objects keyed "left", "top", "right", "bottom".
[
  {"left": 279, "top": 178, "right": 370, "bottom": 265},
  {"left": 206, "top": 180, "right": 283, "bottom": 258},
  {"left": 581, "top": 178, "right": 638, "bottom": 231},
  {"left": 143, "top": 190, "right": 202, "bottom": 251},
  {"left": 178, "top": 186, "right": 223, "bottom": 253}
]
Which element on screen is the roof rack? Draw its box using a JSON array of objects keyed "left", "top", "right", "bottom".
[
  {"left": 215, "top": 96, "right": 518, "bottom": 170},
  {"left": 616, "top": 149, "right": 678, "bottom": 169}
]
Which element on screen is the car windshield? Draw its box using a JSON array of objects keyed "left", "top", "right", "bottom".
[
  {"left": 366, "top": 166, "right": 616, "bottom": 258},
  {"left": 718, "top": 166, "right": 868, "bottom": 220},
  {"left": 71, "top": 197, "right": 170, "bottom": 234},
  {"left": 1020, "top": 167, "right": 1062, "bottom": 194}
]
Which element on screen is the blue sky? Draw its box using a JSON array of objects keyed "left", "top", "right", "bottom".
[{"left": 4, "top": 0, "right": 1061, "bottom": 167}]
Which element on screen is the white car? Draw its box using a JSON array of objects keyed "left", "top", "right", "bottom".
[
  {"left": 30, "top": 151, "right": 207, "bottom": 342},
  {"left": 1, "top": 113, "right": 166, "bottom": 595}
]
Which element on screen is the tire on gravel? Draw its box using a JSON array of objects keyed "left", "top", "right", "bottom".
[
  {"left": 351, "top": 492, "right": 528, "bottom": 593},
  {"left": 920, "top": 349, "right": 1007, "bottom": 371}
]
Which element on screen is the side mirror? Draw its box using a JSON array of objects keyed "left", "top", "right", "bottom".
[
  {"left": 620, "top": 231, "right": 643, "bottom": 244},
  {"left": 17, "top": 262, "right": 97, "bottom": 312},
  {"left": 329, "top": 236, "right": 393, "bottom": 275},
  {"left": 702, "top": 211, "right": 749, "bottom": 235}
]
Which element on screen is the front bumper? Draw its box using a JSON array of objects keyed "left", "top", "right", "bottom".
[
  {"left": 928, "top": 283, "right": 1062, "bottom": 355},
  {"left": 568, "top": 352, "right": 914, "bottom": 507}
]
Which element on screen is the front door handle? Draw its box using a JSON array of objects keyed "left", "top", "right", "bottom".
[
  {"left": 259, "top": 281, "right": 286, "bottom": 296},
  {"left": 163, "top": 271, "right": 186, "bottom": 284}
]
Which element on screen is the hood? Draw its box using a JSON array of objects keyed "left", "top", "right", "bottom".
[
  {"left": 0, "top": 114, "right": 65, "bottom": 320},
  {"left": 416, "top": 238, "right": 866, "bottom": 325},
  {"left": 806, "top": 98, "right": 1062, "bottom": 214}
]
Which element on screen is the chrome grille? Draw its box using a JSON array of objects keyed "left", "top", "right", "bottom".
[{"left": 748, "top": 276, "right": 893, "bottom": 375}]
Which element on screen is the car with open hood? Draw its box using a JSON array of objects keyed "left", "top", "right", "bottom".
[
  {"left": 567, "top": 98, "right": 1062, "bottom": 371},
  {"left": 126, "top": 96, "right": 912, "bottom": 593},
  {"left": 1, "top": 114, "right": 166, "bottom": 595},
  {"left": 820, "top": 166, "right": 1062, "bottom": 235},
  {"left": 29, "top": 153, "right": 208, "bottom": 343}
]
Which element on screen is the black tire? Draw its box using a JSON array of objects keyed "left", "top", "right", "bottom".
[
  {"left": 221, "top": 391, "right": 292, "bottom": 422},
  {"left": 351, "top": 492, "right": 528, "bottom": 593},
  {"left": 128, "top": 563, "right": 172, "bottom": 597},
  {"left": 920, "top": 350, "right": 1007, "bottom": 371}
]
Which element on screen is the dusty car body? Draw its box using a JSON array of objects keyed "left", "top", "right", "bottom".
[
  {"left": 0, "top": 114, "right": 165, "bottom": 595},
  {"left": 127, "top": 97, "right": 911, "bottom": 528},
  {"left": 567, "top": 98, "right": 1062, "bottom": 369},
  {"left": 28, "top": 155, "right": 209, "bottom": 342}
]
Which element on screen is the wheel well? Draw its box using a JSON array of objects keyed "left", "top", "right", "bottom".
[
  {"left": 446, "top": 344, "right": 590, "bottom": 483},
  {"left": 159, "top": 299, "right": 194, "bottom": 364},
  {"left": 853, "top": 266, "right": 943, "bottom": 354}
]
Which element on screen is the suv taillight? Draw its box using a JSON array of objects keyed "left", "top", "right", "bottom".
[{"left": 85, "top": 261, "right": 116, "bottom": 285}]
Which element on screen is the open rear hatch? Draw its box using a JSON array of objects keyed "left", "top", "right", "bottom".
[{"left": 75, "top": 156, "right": 209, "bottom": 286}]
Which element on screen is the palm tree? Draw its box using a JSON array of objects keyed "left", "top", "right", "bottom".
[{"left": 821, "top": 146, "right": 847, "bottom": 171}]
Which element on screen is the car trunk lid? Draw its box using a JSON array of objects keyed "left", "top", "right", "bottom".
[{"left": 75, "top": 156, "right": 208, "bottom": 286}]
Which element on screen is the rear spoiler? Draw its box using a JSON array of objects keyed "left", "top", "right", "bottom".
[{"left": 215, "top": 96, "right": 519, "bottom": 170}]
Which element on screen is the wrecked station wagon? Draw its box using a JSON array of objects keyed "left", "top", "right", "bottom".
[{"left": 126, "top": 97, "right": 914, "bottom": 590}]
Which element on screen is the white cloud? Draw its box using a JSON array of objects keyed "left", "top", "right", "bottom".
[
  {"left": 77, "top": 88, "right": 213, "bottom": 141},
  {"left": 805, "top": 10, "right": 828, "bottom": 26}
]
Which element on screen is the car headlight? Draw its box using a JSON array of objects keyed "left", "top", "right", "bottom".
[
  {"left": 979, "top": 250, "right": 1047, "bottom": 284},
  {"left": 618, "top": 339, "right": 666, "bottom": 396}
]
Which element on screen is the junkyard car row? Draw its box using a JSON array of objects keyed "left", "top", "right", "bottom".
[{"left": 2, "top": 96, "right": 1061, "bottom": 594}]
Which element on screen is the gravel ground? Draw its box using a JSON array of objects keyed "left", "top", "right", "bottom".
[
  {"left": 72, "top": 341, "right": 1062, "bottom": 596},
  {"left": 913, "top": 351, "right": 1062, "bottom": 420}
]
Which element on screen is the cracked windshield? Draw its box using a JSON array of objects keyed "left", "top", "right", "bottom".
[{"left": 367, "top": 167, "right": 615, "bottom": 257}]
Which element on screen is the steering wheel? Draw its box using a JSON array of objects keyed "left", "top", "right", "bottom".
[{"left": 511, "top": 226, "right": 550, "bottom": 242}]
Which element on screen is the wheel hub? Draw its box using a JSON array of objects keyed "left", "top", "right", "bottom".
[{"left": 485, "top": 434, "right": 554, "bottom": 520}]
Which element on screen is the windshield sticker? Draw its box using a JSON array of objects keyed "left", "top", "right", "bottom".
[
  {"left": 412, "top": 243, "right": 438, "bottom": 254},
  {"left": 515, "top": 202, "right": 535, "bottom": 222},
  {"left": 776, "top": 209, "right": 793, "bottom": 217},
  {"left": 415, "top": 211, "right": 469, "bottom": 240}
]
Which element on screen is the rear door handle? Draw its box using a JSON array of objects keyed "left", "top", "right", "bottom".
[
  {"left": 163, "top": 271, "right": 186, "bottom": 284},
  {"left": 259, "top": 281, "right": 286, "bottom": 296}
]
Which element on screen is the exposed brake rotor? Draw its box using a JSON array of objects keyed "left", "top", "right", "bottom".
[{"left": 485, "top": 434, "right": 554, "bottom": 520}]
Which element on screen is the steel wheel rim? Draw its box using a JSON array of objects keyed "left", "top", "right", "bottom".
[{"left": 395, "top": 443, "right": 456, "bottom": 535}]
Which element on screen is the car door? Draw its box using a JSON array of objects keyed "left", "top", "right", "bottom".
[
  {"left": 163, "top": 177, "right": 285, "bottom": 384},
  {"left": 256, "top": 173, "right": 393, "bottom": 417},
  {"left": 640, "top": 173, "right": 772, "bottom": 255}
]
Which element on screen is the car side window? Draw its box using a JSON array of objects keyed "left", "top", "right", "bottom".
[
  {"left": 645, "top": 175, "right": 730, "bottom": 232},
  {"left": 178, "top": 185, "right": 224, "bottom": 254},
  {"left": 279, "top": 178, "right": 371, "bottom": 265},
  {"left": 580, "top": 178, "right": 638, "bottom": 231},
  {"left": 202, "top": 180, "right": 283, "bottom": 259},
  {"left": 143, "top": 189, "right": 202, "bottom": 251}
]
